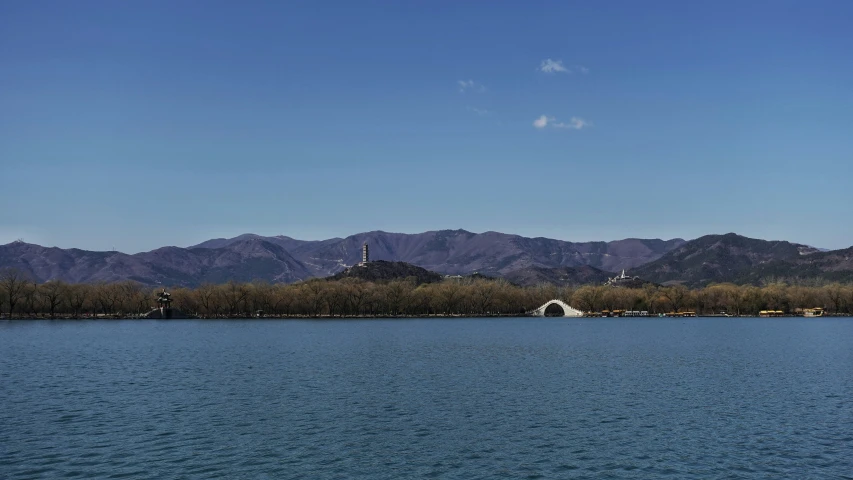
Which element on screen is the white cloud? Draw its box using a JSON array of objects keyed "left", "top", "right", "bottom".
[
  {"left": 534, "top": 115, "right": 589, "bottom": 130},
  {"left": 458, "top": 79, "right": 485, "bottom": 93},
  {"left": 467, "top": 106, "right": 490, "bottom": 116},
  {"left": 539, "top": 59, "right": 589, "bottom": 75},
  {"left": 533, "top": 115, "right": 552, "bottom": 128},
  {"left": 554, "top": 117, "right": 590, "bottom": 130},
  {"left": 539, "top": 59, "right": 568, "bottom": 74}
]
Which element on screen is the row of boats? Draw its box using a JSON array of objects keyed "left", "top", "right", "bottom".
[
  {"left": 759, "top": 307, "right": 825, "bottom": 317},
  {"left": 596, "top": 310, "right": 697, "bottom": 317},
  {"left": 598, "top": 308, "right": 826, "bottom": 317}
]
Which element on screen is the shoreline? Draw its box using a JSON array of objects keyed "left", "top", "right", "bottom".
[{"left": 2, "top": 313, "right": 850, "bottom": 320}]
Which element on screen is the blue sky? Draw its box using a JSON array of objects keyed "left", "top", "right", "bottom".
[{"left": 2, "top": 1, "right": 852, "bottom": 252}]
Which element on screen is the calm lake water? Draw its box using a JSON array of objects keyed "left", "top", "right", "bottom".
[{"left": 2, "top": 317, "right": 852, "bottom": 479}]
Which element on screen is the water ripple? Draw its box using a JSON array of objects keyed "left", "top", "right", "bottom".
[{"left": 1, "top": 318, "right": 852, "bottom": 479}]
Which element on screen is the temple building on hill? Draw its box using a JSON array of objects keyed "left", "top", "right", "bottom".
[{"left": 606, "top": 269, "right": 639, "bottom": 286}]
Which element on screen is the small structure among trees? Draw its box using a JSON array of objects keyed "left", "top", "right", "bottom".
[
  {"left": 156, "top": 288, "right": 173, "bottom": 319},
  {"left": 144, "top": 288, "right": 194, "bottom": 319},
  {"left": 604, "top": 270, "right": 650, "bottom": 288}
]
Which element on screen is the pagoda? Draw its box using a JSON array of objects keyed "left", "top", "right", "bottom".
[
  {"left": 363, "top": 242, "right": 369, "bottom": 264},
  {"left": 156, "top": 288, "right": 173, "bottom": 319}
]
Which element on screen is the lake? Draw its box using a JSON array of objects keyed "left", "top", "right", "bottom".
[{"left": 1, "top": 317, "right": 852, "bottom": 479}]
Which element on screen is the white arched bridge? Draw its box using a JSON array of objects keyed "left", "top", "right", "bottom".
[{"left": 528, "top": 299, "right": 585, "bottom": 317}]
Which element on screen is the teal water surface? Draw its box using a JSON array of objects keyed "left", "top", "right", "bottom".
[{"left": 2, "top": 317, "right": 852, "bottom": 479}]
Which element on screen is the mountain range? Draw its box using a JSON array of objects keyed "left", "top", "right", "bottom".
[
  {"left": 0, "top": 230, "right": 683, "bottom": 286},
  {"left": 0, "top": 230, "right": 850, "bottom": 287},
  {"left": 632, "top": 233, "right": 853, "bottom": 287}
]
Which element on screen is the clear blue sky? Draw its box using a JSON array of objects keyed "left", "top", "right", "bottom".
[{"left": 2, "top": 0, "right": 852, "bottom": 252}]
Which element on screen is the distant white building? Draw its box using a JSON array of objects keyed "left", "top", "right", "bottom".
[{"left": 606, "top": 269, "right": 638, "bottom": 285}]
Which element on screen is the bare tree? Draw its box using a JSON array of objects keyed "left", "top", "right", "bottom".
[
  {"left": 249, "top": 281, "right": 273, "bottom": 315},
  {"left": 223, "top": 281, "right": 249, "bottom": 316},
  {"left": 271, "top": 284, "right": 296, "bottom": 316},
  {"left": 471, "top": 280, "right": 498, "bottom": 315},
  {"left": 39, "top": 280, "right": 67, "bottom": 319},
  {"left": 194, "top": 283, "right": 220, "bottom": 317},
  {"left": 642, "top": 284, "right": 660, "bottom": 313},
  {"left": 847, "top": 285, "right": 853, "bottom": 314},
  {"left": 1, "top": 268, "right": 29, "bottom": 317},
  {"left": 324, "top": 282, "right": 348, "bottom": 317},
  {"left": 436, "top": 282, "right": 462, "bottom": 315},
  {"left": 116, "top": 281, "right": 144, "bottom": 316},
  {"left": 302, "top": 280, "right": 327, "bottom": 316},
  {"left": 342, "top": 278, "right": 369, "bottom": 316},
  {"left": 21, "top": 281, "right": 40, "bottom": 317},
  {"left": 572, "top": 285, "right": 604, "bottom": 313},
  {"left": 68, "top": 283, "right": 91, "bottom": 318},
  {"left": 761, "top": 283, "right": 788, "bottom": 311},
  {"left": 826, "top": 283, "right": 845, "bottom": 314},
  {"left": 660, "top": 285, "right": 689, "bottom": 313},
  {"left": 94, "top": 282, "right": 122, "bottom": 315}
]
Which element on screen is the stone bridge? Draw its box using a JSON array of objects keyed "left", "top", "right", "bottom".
[{"left": 529, "top": 299, "right": 584, "bottom": 317}]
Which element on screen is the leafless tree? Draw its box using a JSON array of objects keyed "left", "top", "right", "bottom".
[
  {"left": 826, "top": 283, "right": 845, "bottom": 313},
  {"left": 1, "top": 268, "right": 29, "bottom": 317},
  {"left": 223, "top": 281, "right": 249, "bottom": 316},
  {"left": 39, "top": 280, "right": 67, "bottom": 319},
  {"left": 660, "top": 285, "right": 689, "bottom": 313},
  {"left": 68, "top": 283, "right": 91, "bottom": 318},
  {"left": 572, "top": 285, "right": 604, "bottom": 312}
]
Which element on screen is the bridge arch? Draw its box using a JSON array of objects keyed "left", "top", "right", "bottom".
[{"left": 529, "top": 299, "right": 584, "bottom": 317}]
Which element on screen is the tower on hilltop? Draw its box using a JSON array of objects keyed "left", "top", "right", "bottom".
[{"left": 360, "top": 242, "right": 369, "bottom": 266}]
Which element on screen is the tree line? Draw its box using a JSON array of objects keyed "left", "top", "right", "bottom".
[{"left": 1, "top": 268, "right": 853, "bottom": 318}]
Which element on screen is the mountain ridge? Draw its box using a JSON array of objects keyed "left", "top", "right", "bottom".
[
  {"left": 633, "top": 233, "right": 852, "bottom": 287},
  {"left": 3, "top": 231, "right": 850, "bottom": 288},
  {"left": 190, "top": 229, "right": 686, "bottom": 277},
  {"left": 0, "top": 230, "right": 685, "bottom": 286}
]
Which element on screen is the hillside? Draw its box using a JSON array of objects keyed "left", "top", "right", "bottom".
[
  {"left": 191, "top": 230, "right": 686, "bottom": 277},
  {"left": 632, "top": 233, "right": 849, "bottom": 287},
  {"left": 501, "top": 265, "right": 612, "bottom": 287},
  {"left": 328, "top": 260, "right": 443, "bottom": 285},
  {"left": 0, "top": 238, "right": 312, "bottom": 287},
  {"left": 0, "top": 230, "right": 685, "bottom": 286},
  {"left": 5, "top": 231, "right": 847, "bottom": 288}
]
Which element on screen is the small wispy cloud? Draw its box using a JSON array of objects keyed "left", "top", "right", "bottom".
[
  {"left": 467, "top": 106, "right": 490, "bottom": 116},
  {"left": 533, "top": 115, "right": 553, "bottom": 128},
  {"left": 555, "top": 117, "right": 589, "bottom": 129},
  {"left": 539, "top": 59, "right": 568, "bottom": 74},
  {"left": 533, "top": 115, "right": 590, "bottom": 130},
  {"left": 458, "top": 79, "right": 485, "bottom": 93},
  {"left": 539, "top": 59, "right": 589, "bottom": 75}
]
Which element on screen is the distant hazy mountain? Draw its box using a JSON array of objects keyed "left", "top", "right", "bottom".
[
  {"left": 0, "top": 238, "right": 312, "bottom": 286},
  {"left": 632, "top": 233, "right": 853, "bottom": 287},
  {"left": 191, "top": 229, "right": 686, "bottom": 277},
  {"left": 0, "top": 229, "right": 685, "bottom": 286}
]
